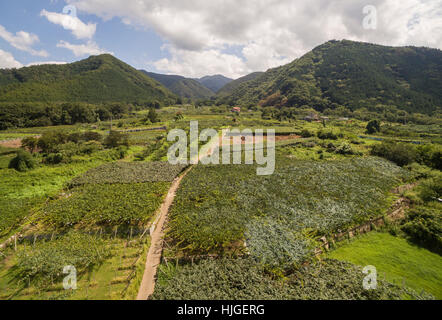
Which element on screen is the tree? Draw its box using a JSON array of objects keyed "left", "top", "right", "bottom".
[
  {"left": 104, "top": 131, "right": 129, "bottom": 148},
  {"left": 147, "top": 108, "right": 160, "bottom": 123},
  {"left": 174, "top": 112, "right": 184, "bottom": 121},
  {"left": 21, "top": 137, "right": 38, "bottom": 153},
  {"left": 366, "top": 119, "right": 381, "bottom": 134},
  {"left": 9, "top": 150, "right": 36, "bottom": 172}
]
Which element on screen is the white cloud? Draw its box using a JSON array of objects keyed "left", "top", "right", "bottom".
[
  {"left": 66, "top": 0, "right": 442, "bottom": 78},
  {"left": 26, "top": 61, "right": 68, "bottom": 67},
  {"left": 0, "top": 49, "right": 23, "bottom": 69},
  {"left": 57, "top": 40, "right": 111, "bottom": 57},
  {"left": 154, "top": 46, "right": 247, "bottom": 78},
  {"left": 41, "top": 9, "right": 97, "bottom": 40},
  {"left": 0, "top": 25, "right": 48, "bottom": 57}
]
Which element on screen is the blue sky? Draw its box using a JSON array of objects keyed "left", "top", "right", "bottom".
[
  {"left": 0, "top": 0, "right": 441, "bottom": 78},
  {"left": 0, "top": 0, "right": 168, "bottom": 72}
]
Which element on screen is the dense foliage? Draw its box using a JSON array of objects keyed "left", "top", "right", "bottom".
[
  {"left": 371, "top": 141, "right": 441, "bottom": 169},
  {"left": 0, "top": 54, "right": 176, "bottom": 104},
  {"left": 167, "top": 157, "right": 411, "bottom": 267},
  {"left": 69, "top": 162, "right": 187, "bottom": 186},
  {"left": 220, "top": 40, "right": 442, "bottom": 115},
  {"left": 43, "top": 182, "right": 169, "bottom": 226},
  {"left": 16, "top": 231, "right": 109, "bottom": 286},
  {"left": 401, "top": 205, "right": 442, "bottom": 255},
  {"left": 0, "top": 102, "right": 133, "bottom": 130},
  {"left": 152, "top": 258, "right": 432, "bottom": 300}
]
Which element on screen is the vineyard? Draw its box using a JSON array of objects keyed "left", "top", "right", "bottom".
[
  {"left": 166, "top": 157, "right": 412, "bottom": 267},
  {"left": 42, "top": 182, "right": 170, "bottom": 227}
]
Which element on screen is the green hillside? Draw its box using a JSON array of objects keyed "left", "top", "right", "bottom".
[
  {"left": 0, "top": 54, "right": 177, "bottom": 104},
  {"left": 220, "top": 40, "right": 442, "bottom": 114},
  {"left": 197, "top": 75, "right": 233, "bottom": 93},
  {"left": 141, "top": 71, "right": 214, "bottom": 100},
  {"left": 217, "top": 72, "right": 264, "bottom": 96}
]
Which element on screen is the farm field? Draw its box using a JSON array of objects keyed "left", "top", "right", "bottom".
[{"left": 0, "top": 105, "right": 440, "bottom": 301}]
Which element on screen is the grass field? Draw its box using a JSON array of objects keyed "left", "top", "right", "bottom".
[{"left": 328, "top": 232, "right": 442, "bottom": 299}]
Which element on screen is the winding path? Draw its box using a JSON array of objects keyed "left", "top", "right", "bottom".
[{"left": 136, "top": 132, "right": 224, "bottom": 300}]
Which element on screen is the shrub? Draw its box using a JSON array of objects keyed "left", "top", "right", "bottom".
[
  {"left": 317, "top": 130, "right": 338, "bottom": 140},
  {"left": 79, "top": 141, "right": 103, "bottom": 155},
  {"left": 8, "top": 150, "right": 36, "bottom": 172},
  {"left": 300, "top": 129, "right": 314, "bottom": 138},
  {"left": 335, "top": 143, "right": 356, "bottom": 155},
  {"left": 43, "top": 153, "right": 64, "bottom": 165}
]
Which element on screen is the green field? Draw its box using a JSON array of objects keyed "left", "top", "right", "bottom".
[{"left": 328, "top": 232, "right": 442, "bottom": 299}]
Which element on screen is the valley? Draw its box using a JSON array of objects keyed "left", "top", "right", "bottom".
[{"left": 0, "top": 40, "right": 440, "bottom": 301}]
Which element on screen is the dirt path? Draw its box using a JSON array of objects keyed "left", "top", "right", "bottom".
[
  {"left": 136, "top": 132, "right": 224, "bottom": 300},
  {"left": 136, "top": 166, "right": 192, "bottom": 300}
]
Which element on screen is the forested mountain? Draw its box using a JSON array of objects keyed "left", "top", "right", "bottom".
[
  {"left": 196, "top": 75, "right": 233, "bottom": 93},
  {"left": 220, "top": 40, "right": 442, "bottom": 114},
  {"left": 0, "top": 54, "right": 177, "bottom": 104},
  {"left": 217, "top": 72, "right": 264, "bottom": 96},
  {"left": 141, "top": 71, "right": 214, "bottom": 100}
]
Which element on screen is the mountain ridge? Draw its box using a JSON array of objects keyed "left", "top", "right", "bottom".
[
  {"left": 0, "top": 54, "right": 177, "bottom": 104},
  {"left": 219, "top": 40, "right": 442, "bottom": 114},
  {"left": 196, "top": 74, "right": 233, "bottom": 93},
  {"left": 140, "top": 71, "right": 214, "bottom": 100}
]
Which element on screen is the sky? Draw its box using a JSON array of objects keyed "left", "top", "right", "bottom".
[{"left": 0, "top": 0, "right": 441, "bottom": 79}]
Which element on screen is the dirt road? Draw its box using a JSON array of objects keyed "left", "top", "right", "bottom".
[
  {"left": 136, "top": 166, "right": 192, "bottom": 300},
  {"left": 136, "top": 132, "right": 224, "bottom": 300}
]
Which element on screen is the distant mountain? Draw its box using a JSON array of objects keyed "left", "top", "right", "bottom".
[
  {"left": 221, "top": 40, "right": 442, "bottom": 114},
  {"left": 141, "top": 71, "right": 214, "bottom": 100},
  {"left": 196, "top": 75, "right": 233, "bottom": 93},
  {"left": 217, "top": 72, "right": 265, "bottom": 96},
  {"left": 0, "top": 54, "right": 177, "bottom": 104}
]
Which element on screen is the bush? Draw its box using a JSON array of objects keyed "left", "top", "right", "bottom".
[
  {"left": 300, "top": 129, "right": 314, "bottom": 138},
  {"left": 8, "top": 150, "right": 36, "bottom": 172},
  {"left": 79, "top": 141, "right": 103, "bottom": 155},
  {"left": 317, "top": 130, "right": 338, "bottom": 140},
  {"left": 335, "top": 142, "right": 356, "bottom": 155},
  {"left": 43, "top": 153, "right": 64, "bottom": 165}
]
